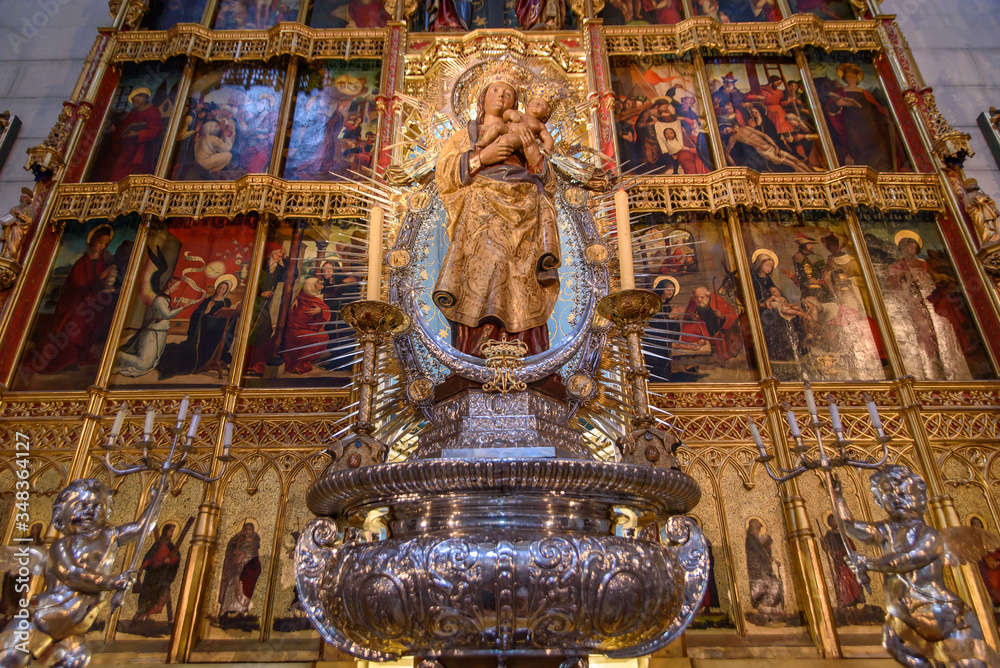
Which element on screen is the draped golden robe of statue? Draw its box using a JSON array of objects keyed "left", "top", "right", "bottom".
[{"left": 432, "top": 120, "right": 561, "bottom": 339}]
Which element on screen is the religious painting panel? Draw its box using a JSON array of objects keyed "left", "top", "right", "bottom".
[
  {"left": 798, "top": 471, "right": 887, "bottom": 630},
  {"left": 0, "top": 504, "right": 44, "bottom": 629},
  {"left": 87, "top": 60, "right": 184, "bottom": 183},
  {"left": 408, "top": 0, "right": 576, "bottom": 32},
  {"left": 108, "top": 216, "right": 258, "bottom": 388},
  {"left": 282, "top": 60, "right": 381, "bottom": 181},
  {"left": 170, "top": 63, "right": 285, "bottom": 181},
  {"left": 692, "top": 0, "right": 781, "bottom": 22},
  {"left": 720, "top": 460, "right": 804, "bottom": 631},
  {"left": 597, "top": 0, "right": 686, "bottom": 26},
  {"left": 787, "top": 0, "right": 854, "bottom": 19},
  {"left": 212, "top": 0, "right": 302, "bottom": 28},
  {"left": 271, "top": 469, "right": 321, "bottom": 636},
  {"left": 704, "top": 58, "right": 826, "bottom": 173},
  {"left": 307, "top": 0, "right": 391, "bottom": 27},
  {"left": 13, "top": 215, "right": 141, "bottom": 391},
  {"left": 609, "top": 56, "right": 714, "bottom": 176},
  {"left": 809, "top": 56, "right": 913, "bottom": 172},
  {"left": 637, "top": 212, "right": 756, "bottom": 383},
  {"left": 243, "top": 218, "right": 366, "bottom": 387},
  {"left": 684, "top": 461, "right": 737, "bottom": 631},
  {"left": 140, "top": 0, "right": 210, "bottom": 29},
  {"left": 859, "top": 209, "right": 995, "bottom": 381},
  {"left": 741, "top": 211, "right": 888, "bottom": 382},
  {"left": 203, "top": 467, "right": 280, "bottom": 639},
  {"left": 115, "top": 479, "right": 201, "bottom": 641}
]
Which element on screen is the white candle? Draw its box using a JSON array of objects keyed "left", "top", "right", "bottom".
[
  {"left": 366, "top": 205, "right": 384, "bottom": 301},
  {"left": 804, "top": 382, "right": 817, "bottom": 417},
  {"left": 865, "top": 394, "right": 883, "bottom": 432},
  {"left": 221, "top": 421, "right": 234, "bottom": 459},
  {"left": 784, "top": 405, "right": 801, "bottom": 438},
  {"left": 110, "top": 405, "right": 127, "bottom": 439},
  {"left": 827, "top": 394, "right": 843, "bottom": 433},
  {"left": 143, "top": 407, "right": 155, "bottom": 439},
  {"left": 186, "top": 409, "right": 201, "bottom": 439},
  {"left": 177, "top": 395, "right": 190, "bottom": 423},
  {"left": 614, "top": 189, "right": 635, "bottom": 290},
  {"left": 748, "top": 420, "right": 764, "bottom": 450}
]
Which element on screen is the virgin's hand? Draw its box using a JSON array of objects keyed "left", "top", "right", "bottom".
[
  {"left": 480, "top": 142, "right": 513, "bottom": 166},
  {"left": 520, "top": 128, "right": 542, "bottom": 167}
]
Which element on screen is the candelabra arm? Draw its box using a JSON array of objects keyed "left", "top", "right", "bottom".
[{"left": 597, "top": 289, "right": 661, "bottom": 429}]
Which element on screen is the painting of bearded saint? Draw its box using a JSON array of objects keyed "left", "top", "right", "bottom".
[
  {"left": 432, "top": 77, "right": 559, "bottom": 356},
  {"left": 217, "top": 521, "right": 262, "bottom": 627}
]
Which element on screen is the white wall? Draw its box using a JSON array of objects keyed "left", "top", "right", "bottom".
[
  {"left": 882, "top": 0, "right": 1000, "bottom": 195},
  {"left": 0, "top": 0, "right": 109, "bottom": 208}
]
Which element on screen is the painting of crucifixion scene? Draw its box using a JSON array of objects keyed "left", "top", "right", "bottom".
[
  {"left": 704, "top": 58, "right": 827, "bottom": 172},
  {"left": 609, "top": 56, "right": 714, "bottom": 176}
]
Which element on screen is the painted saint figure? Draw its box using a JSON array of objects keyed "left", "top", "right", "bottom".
[
  {"left": 819, "top": 514, "right": 865, "bottom": 610},
  {"left": 283, "top": 277, "right": 333, "bottom": 374},
  {"left": 745, "top": 518, "right": 783, "bottom": 613},
  {"left": 132, "top": 521, "right": 186, "bottom": 623},
  {"left": 218, "top": 521, "right": 262, "bottom": 619},
  {"left": 109, "top": 87, "right": 165, "bottom": 181},
  {"left": 432, "top": 75, "right": 560, "bottom": 356},
  {"left": 158, "top": 275, "right": 239, "bottom": 380}
]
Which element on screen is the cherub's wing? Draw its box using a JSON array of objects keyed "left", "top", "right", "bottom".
[
  {"left": 385, "top": 93, "right": 458, "bottom": 186},
  {"left": 0, "top": 545, "right": 46, "bottom": 576},
  {"left": 941, "top": 525, "right": 1000, "bottom": 566}
]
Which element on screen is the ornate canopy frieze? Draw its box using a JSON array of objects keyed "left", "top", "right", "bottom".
[{"left": 603, "top": 16, "right": 881, "bottom": 56}]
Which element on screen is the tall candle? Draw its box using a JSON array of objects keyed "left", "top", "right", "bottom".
[
  {"left": 614, "top": 189, "right": 635, "bottom": 290},
  {"left": 143, "top": 407, "right": 155, "bottom": 440},
  {"left": 784, "top": 404, "right": 801, "bottom": 438},
  {"left": 110, "top": 405, "right": 127, "bottom": 439},
  {"left": 826, "top": 394, "right": 843, "bottom": 433},
  {"left": 803, "top": 382, "right": 817, "bottom": 417},
  {"left": 366, "top": 205, "right": 384, "bottom": 301}
]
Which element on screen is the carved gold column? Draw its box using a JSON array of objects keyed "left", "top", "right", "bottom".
[
  {"left": 269, "top": 58, "right": 300, "bottom": 177},
  {"left": 692, "top": 52, "right": 726, "bottom": 170},
  {"left": 794, "top": 50, "right": 839, "bottom": 170},
  {"left": 166, "top": 215, "right": 268, "bottom": 662},
  {"left": 154, "top": 60, "right": 198, "bottom": 178},
  {"left": 726, "top": 210, "right": 841, "bottom": 658},
  {"left": 844, "top": 208, "right": 1000, "bottom": 651}
]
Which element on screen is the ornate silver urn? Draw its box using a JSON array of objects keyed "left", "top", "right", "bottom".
[{"left": 295, "top": 59, "right": 709, "bottom": 667}]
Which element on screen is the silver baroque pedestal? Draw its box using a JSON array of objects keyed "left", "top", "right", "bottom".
[{"left": 296, "top": 459, "right": 708, "bottom": 662}]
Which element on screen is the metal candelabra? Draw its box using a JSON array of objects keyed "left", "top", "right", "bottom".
[
  {"left": 748, "top": 382, "right": 891, "bottom": 591},
  {"left": 101, "top": 394, "right": 234, "bottom": 613}
]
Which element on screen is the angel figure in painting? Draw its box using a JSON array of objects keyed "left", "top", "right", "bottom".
[
  {"left": 831, "top": 465, "right": 1000, "bottom": 668},
  {"left": 0, "top": 479, "right": 154, "bottom": 668},
  {"left": 432, "top": 70, "right": 560, "bottom": 357}
]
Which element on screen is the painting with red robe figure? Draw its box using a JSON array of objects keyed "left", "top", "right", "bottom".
[
  {"left": 859, "top": 209, "right": 995, "bottom": 380},
  {"left": 817, "top": 511, "right": 886, "bottom": 625},
  {"left": 636, "top": 212, "right": 755, "bottom": 383},
  {"left": 13, "top": 215, "right": 141, "bottom": 391},
  {"left": 87, "top": 60, "right": 184, "bottom": 183},
  {"left": 705, "top": 58, "right": 826, "bottom": 173},
  {"left": 967, "top": 515, "right": 1000, "bottom": 622},
  {"left": 212, "top": 0, "right": 301, "bottom": 29},
  {"left": 609, "top": 56, "right": 714, "bottom": 176},
  {"left": 308, "top": 0, "right": 391, "bottom": 27},
  {"left": 282, "top": 61, "right": 381, "bottom": 181},
  {"left": 788, "top": 0, "right": 854, "bottom": 19},
  {"left": 598, "top": 0, "right": 685, "bottom": 26},
  {"left": 742, "top": 211, "right": 888, "bottom": 382},
  {"left": 141, "top": 0, "right": 210, "bottom": 29},
  {"left": 692, "top": 0, "right": 780, "bottom": 22},
  {"left": 811, "top": 57, "right": 913, "bottom": 172},
  {"left": 171, "top": 64, "right": 285, "bottom": 181},
  {"left": 109, "top": 216, "right": 257, "bottom": 388},
  {"left": 243, "top": 218, "right": 368, "bottom": 388}
]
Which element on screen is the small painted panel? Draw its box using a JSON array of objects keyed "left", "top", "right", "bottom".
[
  {"left": 705, "top": 58, "right": 826, "bottom": 172},
  {"left": 13, "top": 216, "right": 141, "bottom": 391},
  {"left": 598, "top": 0, "right": 685, "bottom": 26},
  {"left": 141, "top": 0, "right": 210, "bottom": 29},
  {"left": 283, "top": 60, "right": 381, "bottom": 181},
  {"left": 609, "top": 55, "right": 714, "bottom": 175},
  {"left": 692, "top": 0, "right": 781, "bottom": 22},
  {"left": 787, "top": 0, "right": 855, "bottom": 19},
  {"left": 308, "top": 0, "right": 391, "bottom": 26},
  {"left": 212, "top": 0, "right": 302, "bottom": 29},
  {"left": 171, "top": 63, "right": 285, "bottom": 181}
]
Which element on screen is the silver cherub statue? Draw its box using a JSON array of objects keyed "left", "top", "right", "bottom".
[
  {"left": 0, "top": 479, "right": 155, "bottom": 668},
  {"left": 832, "top": 465, "right": 1000, "bottom": 668}
]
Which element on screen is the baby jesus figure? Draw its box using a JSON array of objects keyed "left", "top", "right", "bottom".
[
  {"left": 764, "top": 286, "right": 810, "bottom": 320},
  {"left": 475, "top": 94, "right": 556, "bottom": 155}
]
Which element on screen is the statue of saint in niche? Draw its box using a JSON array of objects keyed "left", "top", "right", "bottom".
[{"left": 432, "top": 73, "right": 561, "bottom": 357}]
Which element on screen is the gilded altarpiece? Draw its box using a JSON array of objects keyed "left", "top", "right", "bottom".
[{"left": 1, "top": 1, "right": 1000, "bottom": 665}]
